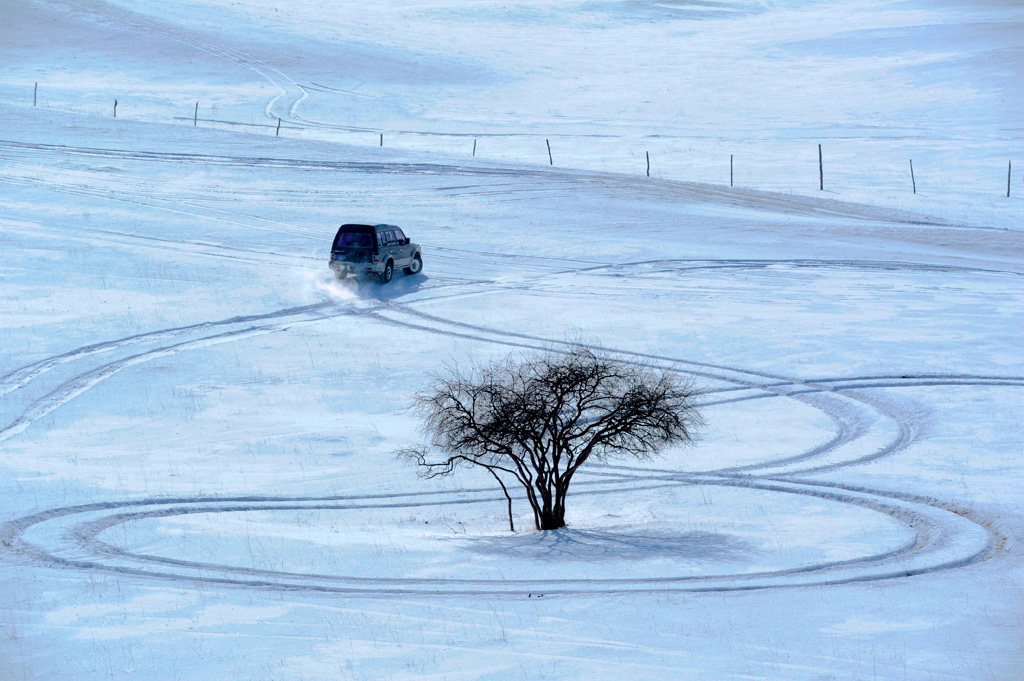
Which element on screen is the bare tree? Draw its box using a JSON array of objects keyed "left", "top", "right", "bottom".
[{"left": 400, "top": 346, "right": 703, "bottom": 531}]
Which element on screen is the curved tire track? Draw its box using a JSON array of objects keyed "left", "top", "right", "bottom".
[
  {"left": 0, "top": 475, "right": 1000, "bottom": 596},
  {"left": 0, "top": 303, "right": 333, "bottom": 399},
  {"left": 0, "top": 302, "right": 350, "bottom": 443},
  {"left": 367, "top": 304, "right": 911, "bottom": 475}
]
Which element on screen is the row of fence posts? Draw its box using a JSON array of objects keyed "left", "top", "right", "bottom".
[
  {"left": 540, "top": 139, "right": 1014, "bottom": 198},
  {"left": 27, "top": 84, "right": 1019, "bottom": 197}
]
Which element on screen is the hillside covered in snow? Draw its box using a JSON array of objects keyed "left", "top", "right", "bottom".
[{"left": 1, "top": 1, "right": 1021, "bottom": 679}]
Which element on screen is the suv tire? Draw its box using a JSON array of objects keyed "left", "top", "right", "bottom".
[
  {"left": 405, "top": 255, "right": 422, "bottom": 275},
  {"left": 379, "top": 260, "right": 394, "bottom": 284}
]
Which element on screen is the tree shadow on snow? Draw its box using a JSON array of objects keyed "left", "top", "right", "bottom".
[{"left": 462, "top": 528, "right": 752, "bottom": 563}]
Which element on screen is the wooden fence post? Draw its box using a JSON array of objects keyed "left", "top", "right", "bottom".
[
  {"left": 194, "top": 101, "right": 198, "bottom": 127},
  {"left": 818, "top": 144, "right": 823, "bottom": 190},
  {"left": 646, "top": 151, "right": 650, "bottom": 177},
  {"left": 380, "top": 133, "right": 383, "bottom": 147},
  {"left": 1009, "top": 161, "right": 1012, "bottom": 198},
  {"left": 730, "top": 154, "right": 733, "bottom": 187},
  {"left": 34, "top": 82, "right": 37, "bottom": 106},
  {"left": 472, "top": 139, "right": 476, "bottom": 157},
  {"left": 910, "top": 159, "right": 916, "bottom": 194},
  {"left": 546, "top": 139, "right": 552, "bottom": 166}
]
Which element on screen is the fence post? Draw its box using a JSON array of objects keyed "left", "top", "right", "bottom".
[
  {"left": 730, "top": 154, "right": 733, "bottom": 187},
  {"left": 194, "top": 101, "right": 198, "bottom": 127},
  {"left": 276, "top": 118, "right": 281, "bottom": 136},
  {"left": 472, "top": 139, "right": 476, "bottom": 157},
  {"left": 818, "top": 144, "right": 823, "bottom": 190},
  {"left": 34, "top": 82, "right": 37, "bottom": 106},
  {"left": 546, "top": 139, "right": 553, "bottom": 166},
  {"left": 1008, "top": 161, "right": 1012, "bottom": 198},
  {"left": 113, "top": 99, "right": 118, "bottom": 118},
  {"left": 910, "top": 159, "right": 916, "bottom": 194},
  {"left": 380, "top": 133, "right": 383, "bottom": 147},
  {"left": 646, "top": 151, "right": 650, "bottom": 177}
]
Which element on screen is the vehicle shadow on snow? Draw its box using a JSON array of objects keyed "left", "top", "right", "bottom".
[
  {"left": 461, "top": 528, "right": 752, "bottom": 564},
  {"left": 339, "top": 273, "right": 430, "bottom": 302}
]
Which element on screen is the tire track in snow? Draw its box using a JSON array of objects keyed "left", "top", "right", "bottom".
[
  {"left": 363, "top": 304, "right": 1021, "bottom": 477},
  {"left": 0, "top": 475, "right": 1000, "bottom": 596},
  {"left": 568, "top": 258, "right": 1022, "bottom": 278},
  {"left": 0, "top": 140, "right": 554, "bottom": 179},
  {"left": 8, "top": 206, "right": 1015, "bottom": 477},
  {"left": 49, "top": 0, "right": 305, "bottom": 124},
  {"left": 9, "top": 150, "right": 974, "bottom": 477},
  {"left": 0, "top": 170, "right": 317, "bottom": 241},
  {"left": 0, "top": 303, "right": 334, "bottom": 400},
  {"left": 701, "top": 376, "right": 1024, "bottom": 407},
  {"left": 0, "top": 281, "right": 498, "bottom": 445},
  {"left": 0, "top": 217, "right": 320, "bottom": 272},
  {"left": 6, "top": 292, "right": 991, "bottom": 593},
  {"left": 0, "top": 302, "right": 354, "bottom": 443},
  {"left": 0, "top": 267, "right": 1011, "bottom": 596},
  {"left": 361, "top": 305, "right": 909, "bottom": 478}
]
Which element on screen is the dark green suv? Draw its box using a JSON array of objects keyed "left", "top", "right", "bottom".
[{"left": 328, "top": 224, "right": 423, "bottom": 284}]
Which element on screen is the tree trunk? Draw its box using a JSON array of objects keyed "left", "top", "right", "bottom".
[{"left": 538, "top": 506, "right": 566, "bottom": 530}]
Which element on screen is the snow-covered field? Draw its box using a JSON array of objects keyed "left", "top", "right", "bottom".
[{"left": 1, "top": 1, "right": 1021, "bottom": 679}]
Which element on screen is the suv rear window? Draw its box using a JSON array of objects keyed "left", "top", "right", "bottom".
[{"left": 334, "top": 231, "right": 373, "bottom": 249}]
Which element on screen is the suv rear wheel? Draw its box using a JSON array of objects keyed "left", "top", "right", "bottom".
[{"left": 379, "top": 260, "right": 394, "bottom": 284}]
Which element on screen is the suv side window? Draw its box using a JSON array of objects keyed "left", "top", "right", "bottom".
[
  {"left": 377, "top": 231, "right": 387, "bottom": 248},
  {"left": 392, "top": 228, "right": 406, "bottom": 244}
]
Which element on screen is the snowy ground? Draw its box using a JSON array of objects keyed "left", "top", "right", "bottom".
[{"left": 1, "top": 1, "right": 1022, "bottom": 680}]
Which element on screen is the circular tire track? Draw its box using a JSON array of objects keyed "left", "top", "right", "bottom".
[
  {"left": 0, "top": 475, "right": 1001, "bottom": 596},
  {"left": 1, "top": 263, "right": 1015, "bottom": 596}
]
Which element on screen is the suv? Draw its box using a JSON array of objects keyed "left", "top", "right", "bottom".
[{"left": 328, "top": 224, "right": 422, "bottom": 284}]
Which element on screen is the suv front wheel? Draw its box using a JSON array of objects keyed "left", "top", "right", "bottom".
[
  {"left": 404, "top": 255, "right": 422, "bottom": 275},
  {"left": 379, "top": 260, "right": 394, "bottom": 284}
]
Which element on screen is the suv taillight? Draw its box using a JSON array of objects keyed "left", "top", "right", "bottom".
[{"left": 372, "top": 255, "right": 380, "bottom": 263}]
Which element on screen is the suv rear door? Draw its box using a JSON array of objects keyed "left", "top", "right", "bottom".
[
  {"left": 377, "top": 229, "right": 397, "bottom": 266},
  {"left": 378, "top": 228, "right": 408, "bottom": 267}
]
